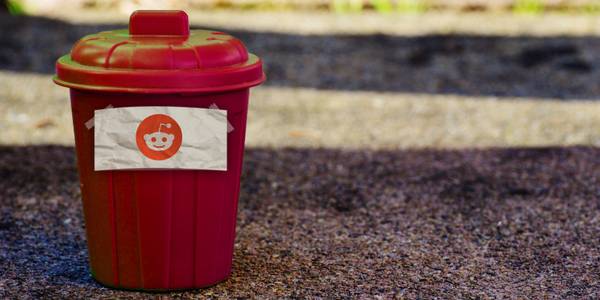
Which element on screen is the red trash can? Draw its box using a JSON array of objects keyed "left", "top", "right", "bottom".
[{"left": 53, "top": 10, "right": 265, "bottom": 290}]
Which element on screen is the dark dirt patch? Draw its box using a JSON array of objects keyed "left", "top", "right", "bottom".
[
  {"left": 517, "top": 44, "right": 579, "bottom": 68},
  {"left": 558, "top": 56, "right": 593, "bottom": 72},
  {"left": 2, "top": 145, "right": 600, "bottom": 298},
  {"left": 3, "top": 15, "right": 600, "bottom": 99}
]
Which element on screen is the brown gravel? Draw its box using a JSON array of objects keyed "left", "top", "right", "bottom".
[{"left": 1, "top": 145, "right": 600, "bottom": 298}]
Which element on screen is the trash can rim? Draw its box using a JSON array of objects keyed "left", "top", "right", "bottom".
[{"left": 54, "top": 54, "right": 265, "bottom": 93}]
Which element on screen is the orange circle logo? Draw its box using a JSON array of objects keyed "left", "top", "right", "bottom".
[{"left": 136, "top": 114, "right": 182, "bottom": 160}]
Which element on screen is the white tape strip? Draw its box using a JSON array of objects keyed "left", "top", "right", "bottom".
[
  {"left": 209, "top": 103, "right": 234, "bottom": 133},
  {"left": 86, "top": 104, "right": 114, "bottom": 129}
]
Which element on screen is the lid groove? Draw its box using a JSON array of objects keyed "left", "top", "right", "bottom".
[
  {"left": 104, "top": 41, "right": 131, "bottom": 69},
  {"left": 168, "top": 44, "right": 174, "bottom": 69},
  {"left": 185, "top": 42, "right": 202, "bottom": 69},
  {"left": 55, "top": 10, "right": 264, "bottom": 93}
]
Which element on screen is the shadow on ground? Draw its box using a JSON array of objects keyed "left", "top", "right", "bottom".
[
  {"left": 1, "top": 145, "right": 599, "bottom": 298},
  {"left": 2, "top": 14, "right": 600, "bottom": 99}
]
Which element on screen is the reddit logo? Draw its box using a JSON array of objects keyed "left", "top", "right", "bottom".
[
  {"left": 144, "top": 123, "right": 174, "bottom": 151},
  {"left": 136, "top": 114, "right": 182, "bottom": 160}
]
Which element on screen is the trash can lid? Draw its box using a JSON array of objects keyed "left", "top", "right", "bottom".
[{"left": 54, "top": 10, "right": 265, "bottom": 93}]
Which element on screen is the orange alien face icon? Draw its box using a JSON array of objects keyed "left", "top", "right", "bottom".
[{"left": 136, "top": 114, "right": 182, "bottom": 160}]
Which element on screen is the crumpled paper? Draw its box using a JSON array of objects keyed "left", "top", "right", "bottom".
[{"left": 94, "top": 106, "right": 227, "bottom": 171}]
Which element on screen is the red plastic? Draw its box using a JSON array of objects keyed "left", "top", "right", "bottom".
[
  {"left": 129, "top": 10, "right": 190, "bottom": 36},
  {"left": 54, "top": 10, "right": 263, "bottom": 93},
  {"left": 53, "top": 10, "right": 264, "bottom": 290}
]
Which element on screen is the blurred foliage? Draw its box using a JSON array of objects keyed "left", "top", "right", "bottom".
[
  {"left": 583, "top": 1, "right": 600, "bottom": 13},
  {"left": 396, "top": 0, "right": 427, "bottom": 13},
  {"left": 331, "top": 0, "right": 427, "bottom": 13},
  {"left": 513, "top": 0, "right": 544, "bottom": 14},
  {"left": 332, "top": 0, "right": 364, "bottom": 13},
  {"left": 6, "top": 0, "right": 26, "bottom": 15},
  {"left": 6, "top": 0, "right": 600, "bottom": 15},
  {"left": 372, "top": 0, "right": 394, "bottom": 13}
]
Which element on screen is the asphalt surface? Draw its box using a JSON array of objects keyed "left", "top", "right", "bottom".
[{"left": 1, "top": 146, "right": 600, "bottom": 298}]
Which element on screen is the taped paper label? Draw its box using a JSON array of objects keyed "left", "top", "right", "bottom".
[{"left": 94, "top": 106, "right": 227, "bottom": 171}]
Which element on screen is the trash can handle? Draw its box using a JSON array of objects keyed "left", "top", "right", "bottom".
[{"left": 129, "top": 10, "right": 190, "bottom": 36}]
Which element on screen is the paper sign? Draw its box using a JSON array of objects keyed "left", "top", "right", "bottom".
[{"left": 94, "top": 106, "right": 227, "bottom": 171}]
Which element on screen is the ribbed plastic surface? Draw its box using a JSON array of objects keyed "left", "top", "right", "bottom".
[
  {"left": 54, "top": 10, "right": 264, "bottom": 93},
  {"left": 70, "top": 89, "right": 249, "bottom": 290}
]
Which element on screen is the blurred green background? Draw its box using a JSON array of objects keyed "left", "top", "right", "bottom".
[{"left": 6, "top": 0, "right": 600, "bottom": 14}]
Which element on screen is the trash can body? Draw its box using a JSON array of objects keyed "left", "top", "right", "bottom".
[
  {"left": 70, "top": 89, "right": 249, "bottom": 289},
  {"left": 54, "top": 10, "right": 264, "bottom": 290}
]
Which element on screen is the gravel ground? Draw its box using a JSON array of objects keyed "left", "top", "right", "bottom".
[{"left": 1, "top": 145, "right": 600, "bottom": 298}]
